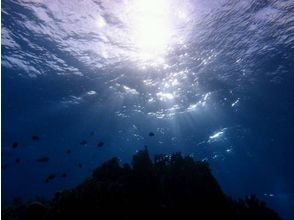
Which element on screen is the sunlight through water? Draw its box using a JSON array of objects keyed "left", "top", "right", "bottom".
[
  {"left": 126, "top": 0, "right": 187, "bottom": 67},
  {"left": 3, "top": 0, "right": 294, "bottom": 218}
]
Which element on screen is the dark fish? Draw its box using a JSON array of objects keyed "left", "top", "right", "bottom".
[
  {"left": 78, "top": 163, "right": 83, "bottom": 168},
  {"left": 60, "top": 173, "right": 67, "bottom": 178},
  {"left": 97, "top": 141, "right": 104, "bottom": 147},
  {"left": 15, "top": 158, "right": 21, "bottom": 164},
  {"left": 80, "top": 140, "right": 87, "bottom": 145},
  {"left": 149, "top": 132, "right": 155, "bottom": 137},
  {"left": 32, "top": 135, "right": 40, "bottom": 141},
  {"left": 36, "top": 156, "right": 49, "bottom": 163},
  {"left": 12, "top": 142, "right": 18, "bottom": 149},
  {"left": 66, "top": 149, "right": 71, "bottom": 154},
  {"left": 45, "top": 173, "right": 56, "bottom": 183}
]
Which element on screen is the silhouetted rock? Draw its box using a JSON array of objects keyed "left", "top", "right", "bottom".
[
  {"left": 2, "top": 150, "right": 281, "bottom": 220},
  {"left": 24, "top": 202, "right": 47, "bottom": 220}
]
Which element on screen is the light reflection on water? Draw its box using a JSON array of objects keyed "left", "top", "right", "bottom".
[
  {"left": 91, "top": 0, "right": 191, "bottom": 68},
  {"left": 2, "top": 0, "right": 216, "bottom": 119},
  {"left": 3, "top": 0, "right": 291, "bottom": 120}
]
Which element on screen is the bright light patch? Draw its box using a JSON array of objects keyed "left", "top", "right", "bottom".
[
  {"left": 87, "top": 90, "right": 97, "bottom": 95},
  {"left": 226, "top": 148, "right": 232, "bottom": 153},
  {"left": 129, "top": 0, "right": 173, "bottom": 64},
  {"left": 91, "top": 0, "right": 189, "bottom": 67},
  {"left": 231, "top": 98, "right": 240, "bottom": 107},
  {"left": 156, "top": 92, "right": 174, "bottom": 101},
  {"left": 123, "top": 85, "right": 139, "bottom": 95},
  {"left": 210, "top": 131, "right": 224, "bottom": 139},
  {"left": 187, "top": 103, "right": 199, "bottom": 111},
  {"left": 208, "top": 128, "right": 227, "bottom": 143},
  {"left": 96, "top": 15, "right": 106, "bottom": 28}
]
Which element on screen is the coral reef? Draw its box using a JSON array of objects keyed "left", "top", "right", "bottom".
[{"left": 2, "top": 148, "right": 281, "bottom": 219}]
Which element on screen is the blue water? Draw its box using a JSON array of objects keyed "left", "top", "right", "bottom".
[{"left": 2, "top": 0, "right": 294, "bottom": 219}]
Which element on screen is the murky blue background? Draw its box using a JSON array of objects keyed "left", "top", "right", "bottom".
[{"left": 2, "top": 0, "right": 294, "bottom": 219}]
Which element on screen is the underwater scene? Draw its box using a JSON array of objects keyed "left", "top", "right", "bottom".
[{"left": 2, "top": 0, "right": 294, "bottom": 219}]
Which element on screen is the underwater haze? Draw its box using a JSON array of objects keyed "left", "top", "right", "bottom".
[{"left": 2, "top": 0, "right": 294, "bottom": 219}]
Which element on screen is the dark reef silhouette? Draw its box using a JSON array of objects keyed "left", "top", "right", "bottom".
[{"left": 2, "top": 148, "right": 281, "bottom": 220}]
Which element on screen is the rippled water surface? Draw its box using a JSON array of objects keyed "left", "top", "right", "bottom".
[{"left": 2, "top": 0, "right": 294, "bottom": 219}]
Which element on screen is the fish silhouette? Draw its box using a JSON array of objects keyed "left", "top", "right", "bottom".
[
  {"left": 60, "top": 173, "right": 67, "bottom": 178},
  {"left": 45, "top": 173, "right": 56, "bottom": 183},
  {"left": 149, "top": 132, "right": 155, "bottom": 137},
  {"left": 12, "top": 142, "right": 18, "bottom": 149},
  {"left": 97, "top": 141, "right": 104, "bottom": 147},
  {"left": 32, "top": 135, "right": 40, "bottom": 141},
  {"left": 36, "top": 156, "right": 49, "bottom": 163},
  {"left": 80, "top": 140, "right": 87, "bottom": 145}
]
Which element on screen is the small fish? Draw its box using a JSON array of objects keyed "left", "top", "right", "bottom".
[
  {"left": 65, "top": 149, "right": 71, "bottom": 154},
  {"left": 97, "top": 141, "right": 104, "bottom": 147},
  {"left": 78, "top": 163, "right": 83, "bottom": 168},
  {"left": 149, "top": 132, "right": 155, "bottom": 137},
  {"left": 90, "top": 131, "right": 95, "bottom": 136},
  {"left": 32, "top": 135, "right": 40, "bottom": 141},
  {"left": 45, "top": 173, "right": 56, "bottom": 183},
  {"left": 36, "top": 156, "right": 49, "bottom": 163},
  {"left": 12, "top": 142, "right": 18, "bottom": 149},
  {"left": 15, "top": 158, "right": 21, "bottom": 164},
  {"left": 60, "top": 173, "right": 67, "bottom": 178},
  {"left": 80, "top": 140, "right": 87, "bottom": 145}
]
